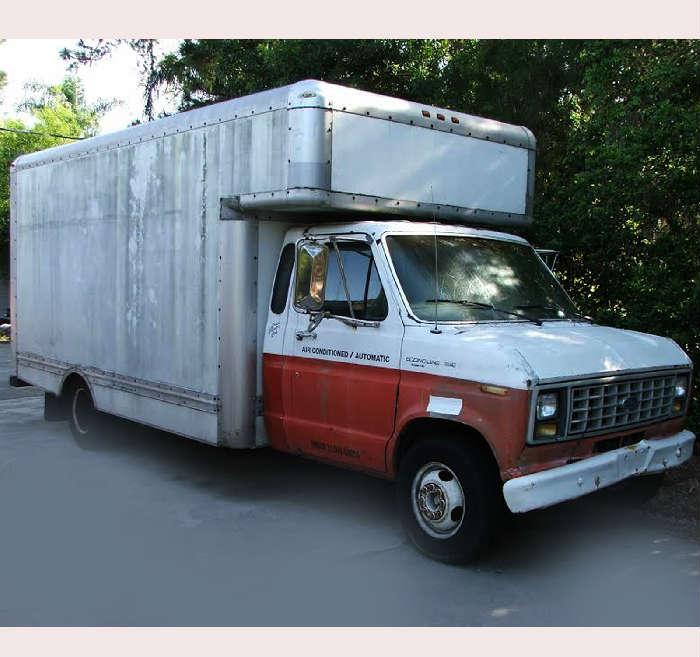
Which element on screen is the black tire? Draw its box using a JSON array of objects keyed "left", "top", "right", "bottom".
[
  {"left": 66, "top": 381, "right": 101, "bottom": 447},
  {"left": 618, "top": 472, "right": 666, "bottom": 505},
  {"left": 397, "top": 436, "right": 500, "bottom": 564}
]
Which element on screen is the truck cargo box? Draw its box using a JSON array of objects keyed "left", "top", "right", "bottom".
[{"left": 9, "top": 80, "right": 536, "bottom": 448}]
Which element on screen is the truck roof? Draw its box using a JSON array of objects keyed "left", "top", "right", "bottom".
[
  {"left": 301, "top": 219, "right": 530, "bottom": 245},
  {"left": 13, "top": 79, "right": 535, "bottom": 170}
]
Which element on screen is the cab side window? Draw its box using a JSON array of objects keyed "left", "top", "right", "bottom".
[
  {"left": 270, "top": 243, "right": 296, "bottom": 314},
  {"left": 323, "top": 242, "right": 388, "bottom": 321}
]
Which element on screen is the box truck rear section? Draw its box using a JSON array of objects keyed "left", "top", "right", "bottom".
[{"left": 10, "top": 92, "right": 298, "bottom": 448}]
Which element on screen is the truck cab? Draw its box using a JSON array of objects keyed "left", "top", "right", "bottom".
[{"left": 264, "top": 219, "right": 694, "bottom": 562}]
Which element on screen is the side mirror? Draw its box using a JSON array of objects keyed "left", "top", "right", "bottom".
[{"left": 294, "top": 240, "right": 329, "bottom": 312}]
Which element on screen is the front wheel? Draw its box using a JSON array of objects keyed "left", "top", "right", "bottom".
[
  {"left": 397, "top": 437, "right": 500, "bottom": 563},
  {"left": 619, "top": 472, "right": 665, "bottom": 505}
]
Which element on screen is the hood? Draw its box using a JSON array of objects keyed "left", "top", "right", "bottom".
[
  {"left": 460, "top": 322, "right": 690, "bottom": 384},
  {"left": 401, "top": 321, "right": 692, "bottom": 389}
]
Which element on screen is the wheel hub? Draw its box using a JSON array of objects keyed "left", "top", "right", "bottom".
[
  {"left": 412, "top": 462, "right": 466, "bottom": 539},
  {"left": 417, "top": 482, "right": 447, "bottom": 521}
]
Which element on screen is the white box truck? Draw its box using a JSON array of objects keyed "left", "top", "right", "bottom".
[{"left": 9, "top": 80, "right": 695, "bottom": 562}]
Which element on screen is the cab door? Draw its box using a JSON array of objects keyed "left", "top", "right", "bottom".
[{"left": 283, "top": 236, "right": 403, "bottom": 473}]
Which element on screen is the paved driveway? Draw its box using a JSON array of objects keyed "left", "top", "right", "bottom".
[{"left": 0, "top": 344, "right": 698, "bottom": 626}]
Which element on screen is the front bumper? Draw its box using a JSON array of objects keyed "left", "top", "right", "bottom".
[{"left": 502, "top": 430, "right": 696, "bottom": 513}]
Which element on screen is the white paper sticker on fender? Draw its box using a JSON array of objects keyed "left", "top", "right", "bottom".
[{"left": 427, "top": 396, "right": 463, "bottom": 416}]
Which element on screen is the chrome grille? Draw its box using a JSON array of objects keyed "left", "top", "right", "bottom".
[{"left": 568, "top": 374, "right": 677, "bottom": 435}]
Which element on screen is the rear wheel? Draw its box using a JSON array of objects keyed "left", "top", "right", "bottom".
[
  {"left": 397, "top": 436, "right": 500, "bottom": 564},
  {"left": 67, "top": 381, "right": 99, "bottom": 445}
]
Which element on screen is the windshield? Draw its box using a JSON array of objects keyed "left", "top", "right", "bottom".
[{"left": 385, "top": 234, "right": 579, "bottom": 323}]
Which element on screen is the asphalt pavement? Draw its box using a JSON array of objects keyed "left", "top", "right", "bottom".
[{"left": 0, "top": 344, "right": 698, "bottom": 626}]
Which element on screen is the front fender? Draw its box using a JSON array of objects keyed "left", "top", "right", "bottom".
[{"left": 387, "top": 371, "right": 531, "bottom": 477}]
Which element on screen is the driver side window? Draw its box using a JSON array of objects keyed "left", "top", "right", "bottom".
[{"left": 323, "top": 242, "right": 388, "bottom": 321}]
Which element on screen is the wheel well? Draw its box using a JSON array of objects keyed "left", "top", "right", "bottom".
[
  {"left": 393, "top": 418, "right": 501, "bottom": 480},
  {"left": 50, "top": 373, "right": 90, "bottom": 420},
  {"left": 61, "top": 372, "right": 90, "bottom": 399}
]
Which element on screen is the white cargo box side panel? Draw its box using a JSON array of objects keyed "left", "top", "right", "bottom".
[
  {"left": 13, "top": 131, "right": 220, "bottom": 393},
  {"left": 331, "top": 112, "right": 529, "bottom": 216},
  {"left": 12, "top": 108, "right": 291, "bottom": 446}
]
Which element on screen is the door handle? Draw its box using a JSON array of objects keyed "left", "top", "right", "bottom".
[{"left": 295, "top": 330, "right": 318, "bottom": 340}]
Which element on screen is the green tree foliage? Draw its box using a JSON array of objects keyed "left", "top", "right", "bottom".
[
  {"left": 0, "top": 77, "right": 110, "bottom": 271},
  {"left": 155, "top": 39, "right": 452, "bottom": 109},
  {"left": 17, "top": 77, "right": 109, "bottom": 139},
  {"left": 0, "top": 39, "right": 6, "bottom": 101},
  {"left": 532, "top": 41, "right": 700, "bottom": 430}
]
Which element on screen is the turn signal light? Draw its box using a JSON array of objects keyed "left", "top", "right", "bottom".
[
  {"left": 481, "top": 384, "right": 508, "bottom": 396},
  {"left": 535, "top": 422, "right": 558, "bottom": 439}
]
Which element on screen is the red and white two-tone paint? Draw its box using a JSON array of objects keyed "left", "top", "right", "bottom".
[{"left": 257, "top": 220, "right": 694, "bottom": 561}]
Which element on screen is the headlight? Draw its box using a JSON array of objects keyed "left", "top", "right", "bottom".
[
  {"left": 674, "top": 375, "right": 688, "bottom": 399},
  {"left": 673, "top": 375, "right": 689, "bottom": 414},
  {"left": 536, "top": 392, "right": 559, "bottom": 420}
]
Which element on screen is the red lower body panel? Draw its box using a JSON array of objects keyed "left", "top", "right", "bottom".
[
  {"left": 263, "top": 353, "right": 400, "bottom": 473},
  {"left": 263, "top": 353, "right": 680, "bottom": 483}
]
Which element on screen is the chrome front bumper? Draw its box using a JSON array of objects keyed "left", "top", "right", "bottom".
[{"left": 503, "top": 430, "right": 696, "bottom": 513}]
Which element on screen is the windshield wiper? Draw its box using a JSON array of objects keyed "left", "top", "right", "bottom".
[
  {"left": 514, "top": 303, "right": 592, "bottom": 323},
  {"left": 426, "top": 299, "right": 543, "bottom": 326}
]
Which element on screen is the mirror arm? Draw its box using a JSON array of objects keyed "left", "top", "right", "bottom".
[{"left": 295, "top": 311, "right": 328, "bottom": 340}]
